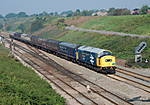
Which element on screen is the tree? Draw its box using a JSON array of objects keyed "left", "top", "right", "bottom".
[
  {"left": 108, "top": 8, "right": 130, "bottom": 16},
  {"left": 100, "top": 9, "right": 107, "bottom": 12},
  {"left": 81, "top": 10, "right": 93, "bottom": 16},
  {"left": 39, "top": 11, "right": 49, "bottom": 16},
  {"left": 140, "top": 5, "right": 149, "bottom": 14},
  {"left": 30, "top": 17, "right": 44, "bottom": 32},
  {"left": 73, "top": 9, "right": 81, "bottom": 16},
  {"left": 6, "top": 25, "right": 12, "bottom": 31},
  {"left": 30, "top": 14, "right": 39, "bottom": 17},
  {"left": 0, "top": 14, "right": 3, "bottom": 18},
  {"left": 0, "top": 23, "right": 3, "bottom": 29},
  {"left": 108, "top": 8, "right": 116, "bottom": 16},
  {"left": 49, "top": 12, "right": 54, "bottom": 16},
  {"left": 17, "top": 12, "right": 28, "bottom": 17},
  {"left": 18, "top": 24, "right": 25, "bottom": 32},
  {"left": 76, "top": 9, "right": 80, "bottom": 13},
  {"left": 121, "top": 9, "right": 131, "bottom": 15},
  {"left": 54, "top": 12, "right": 58, "bottom": 16},
  {"left": 5, "top": 13, "right": 17, "bottom": 18},
  {"left": 60, "top": 10, "right": 73, "bottom": 17}
]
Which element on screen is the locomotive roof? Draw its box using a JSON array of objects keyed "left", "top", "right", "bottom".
[
  {"left": 21, "top": 34, "right": 32, "bottom": 37},
  {"left": 11, "top": 32, "right": 22, "bottom": 36},
  {"left": 47, "top": 39, "right": 60, "bottom": 43},
  {"left": 31, "top": 35, "right": 40, "bottom": 38},
  {"left": 59, "top": 42, "right": 80, "bottom": 48},
  {"left": 78, "top": 46, "right": 107, "bottom": 54}
]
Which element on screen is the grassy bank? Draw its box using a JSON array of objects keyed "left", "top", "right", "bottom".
[
  {"left": 80, "top": 15, "right": 150, "bottom": 35},
  {"left": 57, "top": 31, "right": 150, "bottom": 68},
  {"left": 0, "top": 45, "right": 66, "bottom": 105}
]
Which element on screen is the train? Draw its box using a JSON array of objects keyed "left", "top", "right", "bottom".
[{"left": 10, "top": 32, "right": 116, "bottom": 74}]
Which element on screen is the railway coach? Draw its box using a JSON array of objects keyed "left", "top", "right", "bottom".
[{"left": 58, "top": 42, "right": 80, "bottom": 61}]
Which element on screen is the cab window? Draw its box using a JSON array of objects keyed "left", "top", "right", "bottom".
[
  {"left": 103, "top": 51, "right": 112, "bottom": 55},
  {"left": 98, "top": 51, "right": 112, "bottom": 57}
]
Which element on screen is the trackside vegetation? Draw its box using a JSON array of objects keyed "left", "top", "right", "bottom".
[{"left": 0, "top": 45, "right": 66, "bottom": 105}]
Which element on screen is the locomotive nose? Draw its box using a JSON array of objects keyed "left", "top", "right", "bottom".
[{"left": 100, "top": 56, "right": 116, "bottom": 67}]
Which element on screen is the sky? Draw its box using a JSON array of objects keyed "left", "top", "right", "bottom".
[{"left": 0, "top": 0, "right": 150, "bottom": 15}]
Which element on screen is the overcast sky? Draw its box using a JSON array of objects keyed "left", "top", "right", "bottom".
[{"left": 1, "top": 0, "right": 150, "bottom": 15}]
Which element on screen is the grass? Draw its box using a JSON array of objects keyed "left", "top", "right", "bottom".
[
  {"left": 0, "top": 45, "right": 66, "bottom": 105},
  {"left": 0, "top": 44, "right": 9, "bottom": 55},
  {"left": 81, "top": 15, "right": 150, "bottom": 35},
  {"left": 39, "top": 29, "right": 66, "bottom": 39}
]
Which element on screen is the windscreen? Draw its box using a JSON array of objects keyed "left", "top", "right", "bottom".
[
  {"left": 103, "top": 51, "right": 112, "bottom": 55},
  {"left": 98, "top": 51, "right": 112, "bottom": 57}
]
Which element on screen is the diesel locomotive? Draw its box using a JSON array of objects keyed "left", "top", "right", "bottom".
[{"left": 10, "top": 32, "right": 116, "bottom": 74}]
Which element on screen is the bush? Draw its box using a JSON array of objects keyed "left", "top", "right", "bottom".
[{"left": 30, "top": 17, "right": 45, "bottom": 33}]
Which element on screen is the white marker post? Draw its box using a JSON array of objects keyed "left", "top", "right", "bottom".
[{"left": 0, "top": 36, "right": 2, "bottom": 43}]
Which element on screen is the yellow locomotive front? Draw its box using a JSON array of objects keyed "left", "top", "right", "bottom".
[{"left": 97, "top": 50, "right": 116, "bottom": 73}]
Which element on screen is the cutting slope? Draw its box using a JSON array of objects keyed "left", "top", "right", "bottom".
[{"left": 80, "top": 15, "right": 150, "bottom": 35}]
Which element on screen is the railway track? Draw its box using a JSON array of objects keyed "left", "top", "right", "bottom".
[
  {"left": 107, "top": 74, "right": 150, "bottom": 93},
  {"left": 117, "top": 69, "right": 150, "bottom": 82},
  {"left": 14, "top": 49, "right": 99, "bottom": 105},
  {"left": 109, "top": 68, "right": 150, "bottom": 93},
  {"left": 106, "top": 68, "right": 150, "bottom": 93},
  {"left": 12, "top": 41, "right": 133, "bottom": 105},
  {"left": 4, "top": 38, "right": 150, "bottom": 104}
]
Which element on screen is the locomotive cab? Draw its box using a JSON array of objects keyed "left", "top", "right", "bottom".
[{"left": 97, "top": 51, "right": 116, "bottom": 73}]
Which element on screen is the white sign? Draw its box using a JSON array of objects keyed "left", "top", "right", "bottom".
[
  {"left": 135, "top": 42, "right": 147, "bottom": 54},
  {"left": 135, "top": 54, "right": 142, "bottom": 62}
]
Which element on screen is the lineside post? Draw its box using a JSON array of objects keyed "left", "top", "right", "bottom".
[
  {"left": 8, "top": 38, "right": 14, "bottom": 57},
  {"left": 0, "top": 35, "right": 6, "bottom": 48},
  {"left": 134, "top": 42, "right": 147, "bottom": 63}
]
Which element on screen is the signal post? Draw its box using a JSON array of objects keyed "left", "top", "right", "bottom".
[{"left": 135, "top": 42, "right": 147, "bottom": 63}]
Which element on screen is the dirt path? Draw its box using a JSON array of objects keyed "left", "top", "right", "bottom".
[{"left": 65, "top": 26, "right": 150, "bottom": 38}]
